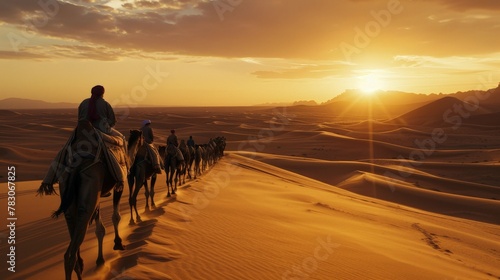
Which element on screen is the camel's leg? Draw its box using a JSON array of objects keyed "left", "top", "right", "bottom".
[
  {"left": 112, "top": 189, "right": 125, "bottom": 250},
  {"left": 180, "top": 163, "right": 184, "bottom": 185},
  {"left": 76, "top": 250, "right": 84, "bottom": 279},
  {"left": 184, "top": 164, "right": 188, "bottom": 183},
  {"left": 182, "top": 164, "right": 186, "bottom": 185},
  {"left": 189, "top": 161, "right": 193, "bottom": 179},
  {"left": 178, "top": 167, "right": 182, "bottom": 186},
  {"left": 166, "top": 176, "right": 171, "bottom": 197},
  {"left": 64, "top": 163, "right": 102, "bottom": 280},
  {"left": 187, "top": 163, "right": 192, "bottom": 180},
  {"left": 172, "top": 169, "right": 177, "bottom": 195},
  {"left": 127, "top": 173, "right": 135, "bottom": 225},
  {"left": 166, "top": 167, "right": 172, "bottom": 197},
  {"left": 178, "top": 167, "right": 182, "bottom": 190},
  {"left": 165, "top": 172, "right": 170, "bottom": 197},
  {"left": 179, "top": 169, "right": 183, "bottom": 188},
  {"left": 129, "top": 189, "right": 138, "bottom": 225},
  {"left": 165, "top": 159, "right": 171, "bottom": 197},
  {"left": 194, "top": 161, "right": 200, "bottom": 178},
  {"left": 131, "top": 174, "right": 144, "bottom": 223},
  {"left": 94, "top": 208, "right": 106, "bottom": 268},
  {"left": 144, "top": 178, "right": 150, "bottom": 211},
  {"left": 63, "top": 202, "right": 78, "bottom": 280},
  {"left": 169, "top": 169, "right": 175, "bottom": 195},
  {"left": 150, "top": 173, "right": 157, "bottom": 208},
  {"left": 173, "top": 171, "right": 178, "bottom": 194},
  {"left": 62, "top": 195, "right": 84, "bottom": 279}
]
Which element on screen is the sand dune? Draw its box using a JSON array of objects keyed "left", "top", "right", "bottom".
[
  {"left": 392, "top": 96, "right": 491, "bottom": 126},
  {"left": 0, "top": 110, "right": 21, "bottom": 117},
  {"left": 1, "top": 106, "right": 499, "bottom": 279},
  {"left": 3, "top": 156, "right": 499, "bottom": 279}
]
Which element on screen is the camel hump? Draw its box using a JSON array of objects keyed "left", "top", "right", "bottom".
[
  {"left": 167, "top": 145, "right": 176, "bottom": 156},
  {"left": 176, "top": 148, "right": 184, "bottom": 161}
]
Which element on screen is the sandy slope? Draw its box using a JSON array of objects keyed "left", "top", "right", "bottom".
[
  {"left": 0, "top": 107, "right": 499, "bottom": 279},
  {"left": 1, "top": 154, "right": 499, "bottom": 280}
]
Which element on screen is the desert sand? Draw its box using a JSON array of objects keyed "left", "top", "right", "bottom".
[{"left": 0, "top": 102, "right": 499, "bottom": 280}]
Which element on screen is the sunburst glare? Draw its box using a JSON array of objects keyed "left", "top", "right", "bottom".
[{"left": 357, "top": 73, "right": 386, "bottom": 95}]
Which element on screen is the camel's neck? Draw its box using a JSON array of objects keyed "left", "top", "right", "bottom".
[{"left": 128, "top": 139, "right": 142, "bottom": 165}]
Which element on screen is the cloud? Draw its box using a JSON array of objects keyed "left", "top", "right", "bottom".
[
  {"left": 0, "top": 49, "right": 49, "bottom": 60},
  {"left": 1, "top": 0, "right": 500, "bottom": 62},
  {"left": 0, "top": 43, "right": 179, "bottom": 61},
  {"left": 394, "top": 54, "right": 500, "bottom": 72},
  {"left": 252, "top": 64, "right": 351, "bottom": 79},
  {"left": 428, "top": 0, "right": 500, "bottom": 11}
]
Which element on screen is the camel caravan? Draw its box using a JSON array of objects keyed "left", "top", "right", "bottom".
[
  {"left": 131, "top": 132, "right": 227, "bottom": 224},
  {"left": 38, "top": 121, "right": 226, "bottom": 279},
  {"left": 36, "top": 84, "right": 227, "bottom": 280}
]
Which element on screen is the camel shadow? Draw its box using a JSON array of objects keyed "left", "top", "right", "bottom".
[
  {"left": 103, "top": 219, "right": 157, "bottom": 280},
  {"left": 144, "top": 206, "right": 166, "bottom": 218},
  {"left": 102, "top": 180, "right": 199, "bottom": 279}
]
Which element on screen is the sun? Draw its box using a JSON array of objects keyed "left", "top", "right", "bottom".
[{"left": 357, "top": 73, "right": 386, "bottom": 95}]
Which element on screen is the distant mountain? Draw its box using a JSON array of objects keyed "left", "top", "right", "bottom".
[
  {"left": 451, "top": 86, "right": 500, "bottom": 112},
  {"left": 254, "top": 101, "right": 292, "bottom": 107},
  {"left": 307, "top": 83, "right": 500, "bottom": 120},
  {"left": 0, "top": 98, "right": 78, "bottom": 109},
  {"left": 308, "top": 89, "right": 439, "bottom": 119},
  {"left": 293, "top": 100, "right": 318, "bottom": 106},
  {"left": 322, "top": 89, "right": 441, "bottom": 106}
]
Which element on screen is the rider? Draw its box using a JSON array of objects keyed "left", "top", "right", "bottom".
[
  {"left": 40, "top": 85, "right": 126, "bottom": 198},
  {"left": 167, "top": 129, "right": 179, "bottom": 147},
  {"left": 187, "top": 135, "right": 195, "bottom": 148},
  {"left": 140, "top": 120, "right": 162, "bottom": 173},
  {"left": 78, "top": 85, "right": 121, "bottom": 137},
  {"left": 166, "top": 129, "right": 182, "bottom": 160},
  {"left": 78, "top": 85, "right": 127, "bottom": 195},
  {"left": 140, "top": 120, "right": 154, "bottom": 144}
]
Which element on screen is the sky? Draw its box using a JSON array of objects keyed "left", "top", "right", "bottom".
[{"left": 1, "top": 0, "right": 500, "bottom": 106}]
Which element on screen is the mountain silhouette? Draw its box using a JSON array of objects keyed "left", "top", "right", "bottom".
[
  {"left": 391, "top": 96, "right": 490, "bottom": 126},
  {"left": 0, "top": 98, "right": 77, "bottom": 109},
  {"left": 288, "top": 84, "right": 500, "bottom": 120}
]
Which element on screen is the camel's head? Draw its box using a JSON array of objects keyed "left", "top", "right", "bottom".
[{"left": 128, "top": 129, "right": 143, "bottom": 151}]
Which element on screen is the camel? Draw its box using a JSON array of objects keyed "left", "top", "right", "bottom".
[
  {"left": 205, "top": 139, "right": 216, "bottom": 166},
  {"left": 37, "top": 120, "right": 142, "bottom": 280},
  {"left": 194, "top": 144, "right": 204, "bottom": 178},
  {"left": 212, "top": 136, "right": 226, "bottom": 162},
  {"left": 159, "top": 145, "right": 183, "bottom": 197},
  {"left": 191, "top": 137, "right": 226, "bottom": 178},
  {"left": 127, "top": 130, "right": 160, "bottom": 225},
  {"left": 188, "top": 145, "right": 195, "bottom": 178},
  {"left": 201, "top": 144, "right": 210, "bottom": 172},
  {"left": 178, "top": 140, "right": 191, "bottom": 184}
]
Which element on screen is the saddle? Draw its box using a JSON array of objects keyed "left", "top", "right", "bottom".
[
  {"left": 39, "top": 122, "right": 128, "bottom": 197},
  {"left": 167, "top": 145, "right": 184, "bottom": 161},
  {"left": 96, "top": 130, "right": 129, "bottom": 191}
]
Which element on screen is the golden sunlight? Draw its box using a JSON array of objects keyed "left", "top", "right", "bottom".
[{"left": 357, "top": 73, "right": 386, "bottom": 95}]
